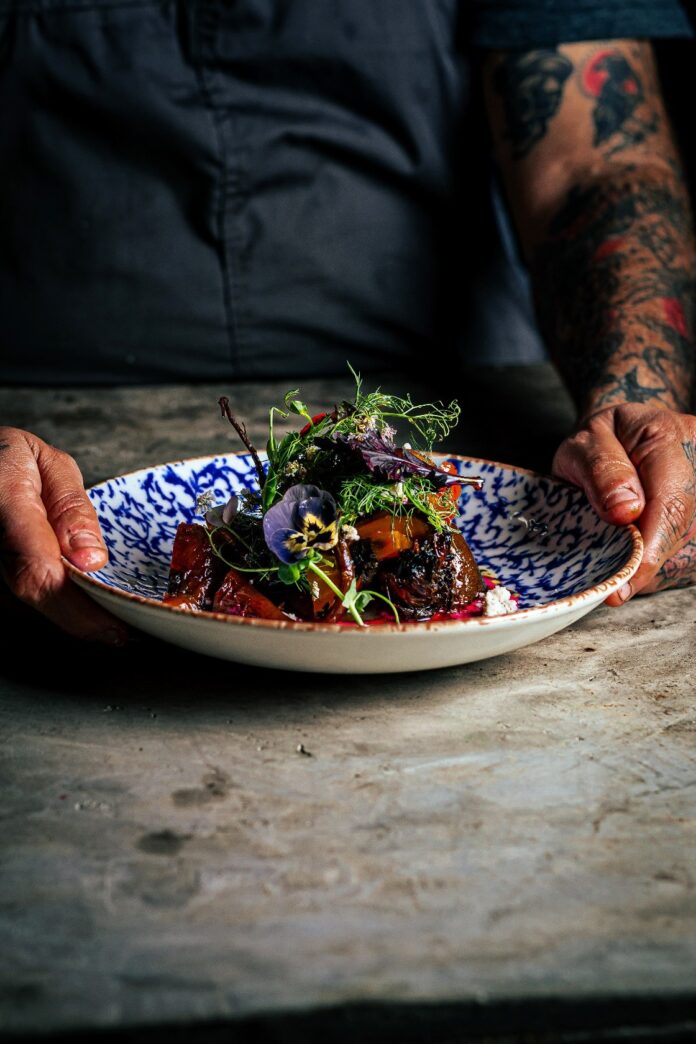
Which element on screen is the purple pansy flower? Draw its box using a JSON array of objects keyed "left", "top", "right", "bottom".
[{"left": 263, "top": 484, "right": 339, "bottom": 564}]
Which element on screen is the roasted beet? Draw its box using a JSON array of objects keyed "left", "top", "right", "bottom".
[
  {"left": 350, "top": 539, "right": 378, "bottom": 587},
  {"left": 379, "top": 530, "right": 484, "bottom": 620},
  {"left": 322, "top": 539, "right": 355, "bottom": 621},
  {"left": 163, "top": 523, "right": 227, "bottom": 610},
  {"left": 213, "top": 568, "right": 289, "bottom": 620}
]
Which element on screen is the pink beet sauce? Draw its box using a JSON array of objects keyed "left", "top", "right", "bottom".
[{"left": 334, "top": 575, "right": 518, "bottom": 627}]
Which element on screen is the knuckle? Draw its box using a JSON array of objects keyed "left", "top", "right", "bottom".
[
  {"left": 554, "top": 430, "right": 598, "bottom": 472},
  {"left": 643, "top": 419, "right": 677, "bottom": 445},
  {"left": 7, "top": 556, "right": 64, "bottom": 607},
  {"left": 48, "top": 445, "right": 79, "bottom": 471},
  {"left": 634, "top": 419, "right": 680, "bottom": 456},
  {"left": 665, "top": 491, "right": 692, "bottom": 528},
  {"left": 567, "top": 429, "right": 594, "bottom": 454},
  {"left": 48, "top": 489, "right": 91, "bottom": 527}
]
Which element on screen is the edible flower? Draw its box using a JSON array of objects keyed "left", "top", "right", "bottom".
[
  {"left": 262, "top": 484, "right": 338, "bottom": 564},
  {"left": 205, "top": 495, "right": 239, "bottom": 529}
]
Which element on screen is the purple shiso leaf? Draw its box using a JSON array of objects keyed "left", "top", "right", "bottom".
[{"left": 333, "top": 432, "right": 479, "bottom": 489}]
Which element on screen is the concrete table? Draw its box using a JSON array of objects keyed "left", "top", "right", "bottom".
[{"left": 1, "top": 369, "right": 695, "bottom": 1042}]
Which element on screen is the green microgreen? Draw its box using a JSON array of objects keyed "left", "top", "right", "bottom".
[
  {"left": 342, "top": 578, "right": 400, "bottom": 624},
  {"left": 337, "top": 473, "right": 454, "bottom": 532},
  {"left": 334, "top": 363, "right": 460, "bottom": 449}
]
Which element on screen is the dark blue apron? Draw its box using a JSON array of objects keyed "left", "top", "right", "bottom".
[{"left": 0, "top": 1, "right": 688, "bottom": 384}]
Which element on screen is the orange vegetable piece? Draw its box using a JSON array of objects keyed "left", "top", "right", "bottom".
[{"left": 356, "top": 511, "right": 430, "bottom": 561}]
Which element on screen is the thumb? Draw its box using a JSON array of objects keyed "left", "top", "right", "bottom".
[
  {"left": 36, "top": 441, "right": 108, "bottom": 572},
  {"left": 552, "top": 424, "right": 645, "bottom": 526}
]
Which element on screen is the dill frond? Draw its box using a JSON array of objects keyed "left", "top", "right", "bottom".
[
  {"left": 334, "top": 375, "right": 459, "bottom": 449},
  {"left": 339, "top": 473, "right": 453, "bottom": 531}
]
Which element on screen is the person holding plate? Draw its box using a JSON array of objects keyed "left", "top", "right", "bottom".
[{"left": 0, "top": 1, "right": 694, "bottom": 642}]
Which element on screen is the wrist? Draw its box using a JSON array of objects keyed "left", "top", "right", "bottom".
[{"left": 578, "top": 393, "right": 679, "bottom": 428}]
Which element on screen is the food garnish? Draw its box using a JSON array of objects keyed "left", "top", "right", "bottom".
[{"left": 164, "top": 369, "right": 517, "bottom": 625}]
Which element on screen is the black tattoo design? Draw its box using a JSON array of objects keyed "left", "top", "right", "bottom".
[
  {"left": 532, "top": 171, "right": 696, "bottom": 414},
  {"left": 580, "top": 50, "right": 659, "bottom": 156},
  {"left": 592, "top": 366, "right": 669, "bottom": 410},
  {"left": 655, "top": 432, "right": 696, "bottom": 588},
  {"left": 494, "top": 49, "right": 573, "bottom": 158},
  {"left": 655, "top": 538, "right": 696, "bottom": 590}
]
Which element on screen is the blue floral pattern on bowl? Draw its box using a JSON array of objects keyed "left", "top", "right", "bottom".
[{"left": 86, "top": 453, "right": 636, "bottom": 608}]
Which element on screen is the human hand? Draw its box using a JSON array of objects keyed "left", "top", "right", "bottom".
[
  {"left": 552, "top": 404, "right": 696, "bottom": 605},
  {"left": 0, "top": 427, "right": 127, "bottom": 642}
]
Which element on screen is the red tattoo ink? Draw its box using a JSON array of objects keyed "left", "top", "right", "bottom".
[
  {"left": 663, "top": 297, "right": 688, "bottom": 337},
  {"left": 582, "top": 50, "right": 614, "bottom": 97},
  {"left": 594, "top": 237, "right": 624, "bottom": 261}
]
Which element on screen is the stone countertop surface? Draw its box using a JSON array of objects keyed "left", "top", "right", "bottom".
[{"left": 1, "top": 369, "right": 695, "bottom": 1042}]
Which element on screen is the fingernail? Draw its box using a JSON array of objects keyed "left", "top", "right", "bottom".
[
  {"left": 69, "top": 547, "right": 106, "bottom": 572},
  {"left": 89, "top": 627, "right": 128, "bottom": 647},
  {"left": 603, "top": 488, "right": 641, "bottom": 512},
  {"left": 617, "top": 583, "right": 632, "bottom": 603},
  {"left": 70, "top": 531, "right": 102, "bottom": 550}
]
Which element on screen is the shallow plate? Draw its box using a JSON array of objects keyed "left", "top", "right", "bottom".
[{"left": 66, "top": 453, "right": 642, "bottom": 673}]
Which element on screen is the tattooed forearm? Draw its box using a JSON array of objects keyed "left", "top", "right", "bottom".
[
  {"left": 493, "top": 49, "right": 572, "bottom": 158},
  {"left": 579, "top": 48, "right": 659, "bottom": 157},
  {"left": 492, "top": 43, "right": 660, "bottom": 161},
  {"left": 532, "top": 167, "right": 696, "bottom": 416}
]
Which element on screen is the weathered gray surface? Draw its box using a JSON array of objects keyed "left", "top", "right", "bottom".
[{"left": 1, "top": 370, "right": 695, "bottom": 1041}]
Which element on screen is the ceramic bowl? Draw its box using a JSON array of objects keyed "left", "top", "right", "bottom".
[{"left": 66, "top": 453, "right": 642, "bottom": 673}]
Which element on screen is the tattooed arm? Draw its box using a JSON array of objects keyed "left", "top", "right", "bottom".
[{"left": 485, "top": 40, "right": 696, "bottom": 601}]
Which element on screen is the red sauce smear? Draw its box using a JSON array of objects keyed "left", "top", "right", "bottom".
[{"left": 334, "top": 576, "right": 519, "bottom": 626}]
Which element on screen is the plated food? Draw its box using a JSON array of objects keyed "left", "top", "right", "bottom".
[
  {"left": 65, "top": 374, "right": 643, "bottom": 672},
  {"left": 163, "top": 375, "right": 516, "bottom": 626}
]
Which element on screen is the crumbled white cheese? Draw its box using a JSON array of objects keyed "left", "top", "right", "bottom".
[
  {"left": 341, "top": 524, "right": 360, "bottom": 543},
  {"left": 485, "top": 585, "right": 517, "bottom": 617},
  {"left": 388, "top": 482, "right": 407, "bottom": 504}
]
